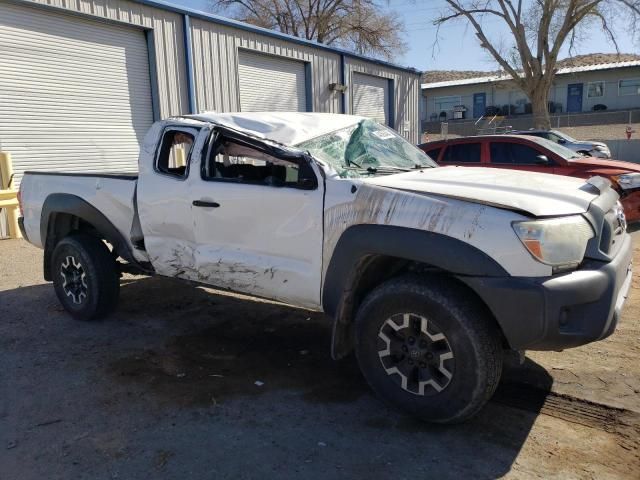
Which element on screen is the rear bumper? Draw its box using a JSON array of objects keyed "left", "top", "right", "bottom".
[
  {"left": 460, "top": 233, "right": 633, "bottom": 351},
  {"left": 18, "top": 216, "right": 28, "bottom": 242}
]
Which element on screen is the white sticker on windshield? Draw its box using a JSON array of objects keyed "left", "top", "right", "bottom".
[{"left": 372, "top": 129, "right": 395, "bottom": 140}]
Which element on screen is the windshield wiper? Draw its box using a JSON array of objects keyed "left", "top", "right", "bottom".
[
  {"left": 341, "top": 165, "right": 422, "bottom": 176},
  {"left": 364, "top": 166, "right": 412, "bottom": 174}
]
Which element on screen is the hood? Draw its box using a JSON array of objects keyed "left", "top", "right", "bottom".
[
  {"left": 568, "top": 156, "right": 640, "bottom": 173},
  {"left": 363, "top": 166, "right": 604, "bottom": 217},
  {"left": 574, "top": 140, "right": 606, "bottom": 148}
]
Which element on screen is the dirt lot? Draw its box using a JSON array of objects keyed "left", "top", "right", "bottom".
[{"left": 1, "top": 236, "right": 640, "bottom": 479}]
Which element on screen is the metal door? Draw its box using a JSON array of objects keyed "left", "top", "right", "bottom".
[
  {"left": 0, "top": 1, "right": 153, "bottom": 186},
  {"left": 473, "top": 93, "right": 486, "bottom": 118},
  {"left": 566, "top": 83, "right": 584, "bottom": 113},
  {"left": 352, "top": 73, "right": 390, "bottom": 125},
  {"left": 238, "top": 50, "right": 307, "bottom": 112}
]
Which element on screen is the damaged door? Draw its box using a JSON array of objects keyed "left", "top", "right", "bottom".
[
  {"left": 189, "top": 129, "right": 325, "bottom": 309},
  {"left": 137, "top": 124, "right": 208, "bottom": 280}
]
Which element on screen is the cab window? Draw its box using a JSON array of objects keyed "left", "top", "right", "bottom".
[
  {"left": 442, "top": 143, "right": 481, "bottom": 163},
  {"left": 202, "top": 137, "right": 317, "bottom": 189},
  {"left": 424, "top": 147, "right": 441, "bottom": 161},
  {"left": 490, "top": 142, "right": 544, "bottom": 165},
  {"left": 156, "top": 129, "right": 196, "bottom": 179}
]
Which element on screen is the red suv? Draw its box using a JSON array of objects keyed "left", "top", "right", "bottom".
[{"left": 419, "top": 135, "right": 640, "bottom": 222}]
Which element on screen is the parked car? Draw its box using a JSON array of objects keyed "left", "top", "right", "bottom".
[
  {"left": 19, "top": 113, "right": 632, "bottom": 424},
  {"left": 510, "top": 129, "right": 611, "bottom": 158},
  {"left": 419, "top": 134, "right": 640, "bottom": 222}
]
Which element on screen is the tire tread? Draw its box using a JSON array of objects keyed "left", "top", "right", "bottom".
[
  {"left": 52, "top": 233, "right": 119, "bottom": 320},
  {"left": 355, "top": 274, "right": 503, "bottom": 423}
]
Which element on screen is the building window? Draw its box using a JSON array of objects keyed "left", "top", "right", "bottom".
[
  {"left": 619, "top": 78, "right": 640, "bottom": 96},
  {"left": 587, "top": 81, "right": 604, "bottom": 98},
  {"left": 434, "top": 96, "right": 462, "bottom": 114}
]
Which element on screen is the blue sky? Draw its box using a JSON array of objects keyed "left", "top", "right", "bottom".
[{"left": 174, "top": 0, "right": 637, "bottom": 72}]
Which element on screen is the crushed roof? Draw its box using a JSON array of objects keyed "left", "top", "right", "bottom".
[{"left": 188, "top": 111, "right": 364, "bottom": 146}]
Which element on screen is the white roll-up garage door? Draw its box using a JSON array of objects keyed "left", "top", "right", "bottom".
[
  {"left": 0, "top": 2, "right": 154, "bottom": 186},
  {"left": 352, "top": 73, "right": 389, "bottom": 125},
  {"left": 238, "top": 51, "right": 307, "bottom": 112}
]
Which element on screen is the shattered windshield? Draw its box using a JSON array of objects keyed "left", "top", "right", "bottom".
[{"left": 296, "top": 119, "right": 437, "bottom": 177}]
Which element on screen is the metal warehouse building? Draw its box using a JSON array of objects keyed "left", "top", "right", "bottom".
[{"left": 0, "top": 0, "right": 420, "bottom": 186}]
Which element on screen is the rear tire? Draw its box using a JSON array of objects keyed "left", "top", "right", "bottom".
[
  {"left": 354, "top": 275, "right": 503, "bottom": 424},
  {"left": 51, "top": 234, "right": 120, "bottom": 320}
]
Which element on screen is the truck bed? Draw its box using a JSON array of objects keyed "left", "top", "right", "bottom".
[
  {"left": 23, "top": 171, "right": 138, "bottom": 180},
  {"left": 20, "top": 171, "right": 142, "bottom": 260}
]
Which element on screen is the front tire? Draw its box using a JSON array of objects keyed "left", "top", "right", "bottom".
[
  {"left": 51, "top": 234, "right": 120, "bottom": 320},
  {"left": 354, "top": 275, "right": 503, "bottom": 424}
]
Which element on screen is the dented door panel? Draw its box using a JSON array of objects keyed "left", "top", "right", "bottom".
[
  {"left": 321, "top": 172, "right": 554, "bottom": 280},
  {"left": 137, "top": 121, "right": 210, "bottom": 280},
  {"left": 187, "top": 148, "right": 325, "bottom": 309}
]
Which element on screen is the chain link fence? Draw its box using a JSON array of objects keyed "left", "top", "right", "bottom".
[{"left": 422, "top": 109, "right": 640, "bottom": 138}]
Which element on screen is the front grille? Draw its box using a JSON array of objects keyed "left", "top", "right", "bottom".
[{"left": 599, "top": 203, "right": 626, "bottom": 256}]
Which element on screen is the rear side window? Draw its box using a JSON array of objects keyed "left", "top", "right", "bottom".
[
  {"left": 156, "top": 129, "right": 196, "bottom": 179},
  {"left": 490, "top": 142, "right": 542, "bottom": 165},
  {"left": 424, "top": 147, "right": 441, "bottom": 161},
  {"left": 443, "top": 143, "right": 481, "bottom": 163}
]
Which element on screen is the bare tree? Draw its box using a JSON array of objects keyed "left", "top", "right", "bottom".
[
  {"left": 211, "top": 0, "right": 406, "bottom": 60},
  {"left": 435, "top": 1, "right": 640, "bottom": 128}
]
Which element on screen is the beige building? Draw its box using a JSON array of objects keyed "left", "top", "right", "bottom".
[
  {"left": 0, "top": 0, "right": 420, "bottom": 186},
  {"left": 421, "top": 59, "right": 640, "bottom": 122}
]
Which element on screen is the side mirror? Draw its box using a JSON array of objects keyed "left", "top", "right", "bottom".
[
  {"left": 297, "top": 176, "right": 317, "bottom": 190},
  {"left": 557, "top": 139, "right": 566, "bottom": 144},
  {"left": 535, "top": 155, "right": 549, "bottom": 164}
]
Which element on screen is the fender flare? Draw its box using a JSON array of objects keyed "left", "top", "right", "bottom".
[
  {"left": 322, "top": 224, "right": 508, "bottom": 359},
  {"left": 41, "top": 193, "right": 139, "bottom": 279}
]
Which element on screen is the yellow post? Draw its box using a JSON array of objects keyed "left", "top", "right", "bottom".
[{"left": 0, "top": 151, "right": 21, "bottom": 239}]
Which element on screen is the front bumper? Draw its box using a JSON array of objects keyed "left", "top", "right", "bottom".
[
  {"left": 620, "top": 190, "right": 640, "bottom": 223},
  {"left": 460, "top": 233, "right": 633, "bottom": 351}
]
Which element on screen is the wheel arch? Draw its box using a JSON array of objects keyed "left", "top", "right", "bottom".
[
  {"left": 41, "top": 193, "right": 139, "bottom": 281},
  {"left": 322, "top": 224, "right": 509, "bottom": 359}
]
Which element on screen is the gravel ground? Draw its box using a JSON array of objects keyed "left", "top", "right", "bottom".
[{"left": 1, "top": 235, "right": 640, "bottom": 479}]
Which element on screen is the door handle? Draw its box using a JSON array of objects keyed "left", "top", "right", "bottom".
[{"left": 192, "top": 200, "right": 220, "bottom": 208}]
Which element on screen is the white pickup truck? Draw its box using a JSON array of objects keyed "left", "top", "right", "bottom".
[{"left": 19, "top": 112, "right": 633, "bottom": 423}]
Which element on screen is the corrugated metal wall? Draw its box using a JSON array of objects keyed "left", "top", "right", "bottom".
[
  {"left": 1, "top": 0, "right": 154, "bottom": 185},
  {"left": 345, "top": 58, "right": 420, "bottom": 143},
  {"left": 23, "top": 0, "right": 189, "bottom": 118},
  {"left": 189, "top": 19, "right": 341, "bottom": 114},
  {"left": 16, "top": 0, "right": 420, "bottom": 142}
]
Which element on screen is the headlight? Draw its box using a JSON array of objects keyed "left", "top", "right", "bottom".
[
  {"left": 594, "top": 145, "right": 609, "bottom": 152},
  {"left": 615, "top": 172, "right": 640, "bottom": 190},
  {"left": 512, "top": 215, "right": 594, "bottom": 270}
]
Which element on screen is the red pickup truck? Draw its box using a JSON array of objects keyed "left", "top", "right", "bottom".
[{"left": 419, "top": 134, "right": 640, "bottom": 223}]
